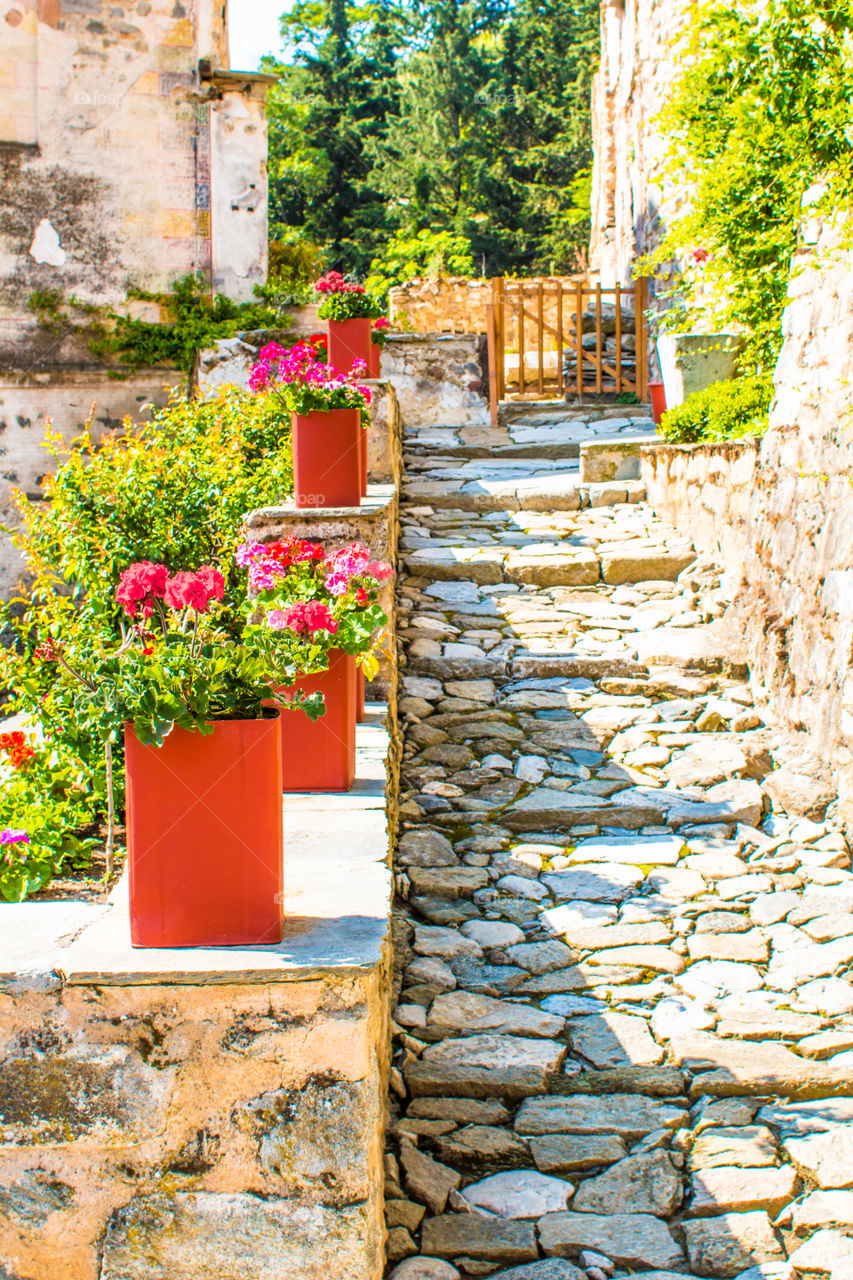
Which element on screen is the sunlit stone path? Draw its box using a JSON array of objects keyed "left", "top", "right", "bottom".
[{"left": 385, "top": 407, "right": 853, "bottom": 1280}]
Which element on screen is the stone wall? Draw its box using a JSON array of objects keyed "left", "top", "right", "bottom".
[
  {"left": 389, "top": 276, "right": 579, "bottom": 338},
  {"left": 589, "top": 0, "right": 689, "bottom": 286},
  {"left": 0, "top": 369, "right": 183, "bottom": 592},
  {"left": 641, "top": 213, "right": 853, "bottom": 821},
  {"left": 197, "top": 330, "right": 491, "bottom": 430}
]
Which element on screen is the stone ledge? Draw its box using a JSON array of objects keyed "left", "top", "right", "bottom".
[{"left": 1, "top": 713, "right": 393, "bottom": 991}]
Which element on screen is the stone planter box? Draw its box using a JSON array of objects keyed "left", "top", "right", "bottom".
[{"left": 656, "top": 332, "right": 741, "bottom": 408}]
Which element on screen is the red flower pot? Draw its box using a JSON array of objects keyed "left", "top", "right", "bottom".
[
  {"left": 359, "top": 422, "right": 367, "bottom": 497},
  {"left": 292, "top": 408, "right": 361, "bottom": 509},
  {"left": 649, "top": 380, "right": 667, "bottom": 425},
  {"left": 279, "top": 649, "right": 356, "bottom": 792},
  {"left": 368, "top": 342, "right": 381, "bottom": 378},
  {"left": 327, "top": 318, "right": 372, "bottom": 375},
  {"left": 125, "top": 716, "right": 283, "bottom": 948},
  {"left": 356, "top": 667, "right": 366, "bottom": 722}
]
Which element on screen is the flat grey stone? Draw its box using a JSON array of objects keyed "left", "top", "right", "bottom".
[
  {"left": 683, "top": 1212, "right": 786, "bottom": 1276},
  {"left": 504, "top": 940, "right": 577, "bottom": 974},
  {"left": 400, "top": 1140, "right": 461, "bottom": 1214},
  {"left": 389, "top": 1261, "right": 462, "bottom": 1280},
  {"left": 570, "top": 1012, "right": 664, "bottom": 1069},
  {"left": 399, "top": 829, "right": 459, "bottom": 867},
  {"left": 570, "top": 835, "right": 685, "bottom": 865},
  {"left": 691, "top": 1127, "right": 777, "bottom": 1170},
  {"left": 515, "top": 1095, "right": 688, "bottom": 1140},
  {"left": 538, "top": 1211, "right": 685, "bottom": 1269},
  {"left": 571, "top": 1151, "right": 682, "bottom": 1217},
  {"left": 428, "top": 991, "right": 564, "bottom": 1038},
  {"left": 783, "top": 1127, "right": 853, "bottom": 1188},
  {"left": 423, "top": 1034, "right": 565, "bottom": 1074},
  {"left": 791, "top": 1189, "right": 853, "bottom": 1232},
  {"left": 490, "top": 1264, "right": 585, "bottom": 1280},
  {"left": 758, "top": 1097, "right": 853, "bottom": 1135},
  {"left": 421, "top": 1215, "right": 538, "bottom": 1263},
  {"left": 688, "top": 1164, "right": 798, "bottom": 1217},
  {"left": 437, "top": 1123, "right": 530, "bottom": 1166},
  {"left": 461, "top": 1171, "right": 574, "bottom": 1219},
  {"left": 530, "top": 1133, "right": 627, "bottom": 1173},
  {"left": 543, "top": 863, "right": 643, "bottom": 903}
]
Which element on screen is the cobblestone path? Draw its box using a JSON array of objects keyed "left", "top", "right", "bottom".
[{"left": 385, "top": 410, "right": 853, "bottom": 1280}]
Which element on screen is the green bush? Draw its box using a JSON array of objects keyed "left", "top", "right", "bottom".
[
  {"left": 0, "top": 385, "right": 295, "bottom": 899},
  {"left": 659, "top": 375, "right": 773, "bottom": 444}
]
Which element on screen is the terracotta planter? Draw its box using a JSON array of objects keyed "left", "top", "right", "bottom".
[
  {"left": 292, "top": 408, "right": 361, "bottom": 509},
  {"left": 327, "top": 318, "right": 372, "bottom": 375},
  {"left": 279, "top": 649, "right": 356, "bottom": 792},
  {"left": 359, "top": 421, "right": 367, "bottom": 497},
  {"left": 368, "top": 342, "right": 381, "bottom": 378},
  {"left": 356, "top": 667, "right": 366, "bottom": 722},
  {"left": 649, "top": 381, "right": 667, "bottom": 425},
  {"left": 125, "top": 716, "right": 283, "bottom": 948}
]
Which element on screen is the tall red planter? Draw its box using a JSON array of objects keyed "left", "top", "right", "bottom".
[
  {"left": 327, "top": 318, "right": 372, "bottom": 375},
  {"left": 279, "top": 649, "right": 356, "bottom": 792},
  {"left": 125, "top": 716, "right": 283, "bottom": 948},
  {"left": 359, "top": 422, "right": 368, "bottom": 497},
  {"left": 292, "top": 408, "right": 361, "bottom": 509},
  {"left": 368, "top": 342, "right": 381, "bottom": 378}
]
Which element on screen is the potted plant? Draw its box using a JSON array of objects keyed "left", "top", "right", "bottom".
[
  {"left": 315, "top": 270, "right": 382, "bottom": 375},
  {"left": 238, "top": 537, "right": 392, "bottom": 791},
  {"left": 35, "top": 558, "right": 322, "bottom": 948},
  {"left": 368, "top": 316, "right": 390, "bottom": 379},
  {"left": 250, "top": 340, "right": 370, "bottom": 508}
]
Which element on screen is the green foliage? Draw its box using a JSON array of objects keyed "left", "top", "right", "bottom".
[
  {"left": 0, "top": 386, "right": 297, "bottom": 894},
  {"left": 644, "top": 0, "right": 853, "bottom": 370},
  {"left": 0, "top": 735, "right": 100, "bottom": 902},
  {"left": 265, "top": 0, "right": 600, "bottom": 278},
  {"left": 256, "top": 236, "right": 328, "bottom": 308},
  {"left": 366, "top": 228, "right": 475, "bottom": 297},
  {"left": 95, "top": 274, "right": 289, "bottom": 373},
  {"left": 30, "top": 274, "right": 292, "bottom": 375},
  {"left": 659, "top": 375, "right": 773, "bottom": 444}
]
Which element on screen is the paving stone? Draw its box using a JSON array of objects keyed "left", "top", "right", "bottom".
[
  {"left": 420, "top": 1215, "right": 539, "bottom": 1263},
  {"left": 400, "top": 1140, "right": 462, "bottom": 1214},
  {"left": 538, "top": 1211, "right": 685, "bottom": 1269},
  {"left": 585, "top": 944, "right": 686, "bottom": 974},
  {"left": 688, "top": 1165, "right": 798, "bottom": 1216},
  {"left": 569, "top": 834, "right": 686, "bottom": 865},
  {"left": 461, "top": 1170, "right": 574, "bottom": 1218},
  {"left": 504, "top": 940, "right": 578, "bottom": 973},
  {"left": 409, "top": 866, "right": 492, "bottom": 898},
  {"left": 437, "top": 1124, "right": 531, "bottom": 1166},
  {"left": 446, "top": 958, "right": 529, "bottom": 996},
  {"left": 389, "top": 1258, "right": 462, "bottom": 1280},
  {"left": 669, "top": 1032, "right": 853, "bottom": 1098},
  {"left": 683, "top": 1212, "right": 785, "bottom": 1276},
  {"left": 558, "top": 922, "right": 672, "bottom": 949},
  {"left": 569, "top": 1012, "right": 664, "bottom": 1068},
  {"left": 783, "top": 1127, "right": 853, "bottom": 1187},
  {"left": 488, "top": 1263, "right": 586, "bottom": 1280},
  {"left": 687, "top": 930, "right": 769, "bottom": 963},
  {"left": 415, "top": 926, "right": 484, "bottom": 959},
  {"left": 409, "top": 1098, "right": 511, "bottom": 1125},
  {"left": 515, "top": 1095, "right": 688, "bottom": 1139},
  {"left": 404, "top": 1060, "right": 549, "bottom": 1101},
  {"left": 529, "top": 1133, "right": 628, "bottom": 1173},
  {"left": 423, "top": 1034, "right": 566, "bottom": 1074},
  {"left": 428, "top": 991, "right": 565, "bottom": 1038},
  {"left": 788, "top": 1228, "right": 853, "bottom": 1273},
  {"left": 790, "top": 1189, "right": 853, "bottom": 1234},
  {"left": 758, "top": 1097, "right": 853, "bottom": 1135},
  {"left": 571, "top": 1151, "right": 682, "bottom": 1216},
  {"left": 543, "top": 864, "right": 644, "bottom": 902},
  {"left": 400, "top": 829, "right": 460, "bottom": 866},
  {"left": 690, "top": 1127, "right": 777, "bottom": 1170}
]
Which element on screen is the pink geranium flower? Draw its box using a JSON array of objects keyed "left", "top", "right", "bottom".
[
  {"left": 164, "top": 567, "right": 224, "bottom": 614},
  {"left": 116, "top": 561, "right": 169, "bottom": 618},
  {"left": 267, "top": 602, "right": 339, "bottom": 634}
]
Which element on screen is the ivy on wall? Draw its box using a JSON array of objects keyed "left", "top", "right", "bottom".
[{"left": 642, "top": 0, "right": 853, "bottom": 371}]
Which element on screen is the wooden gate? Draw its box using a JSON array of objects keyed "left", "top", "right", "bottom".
[{"left": 486, "top": 276, "right": 649, "bottom": 423}]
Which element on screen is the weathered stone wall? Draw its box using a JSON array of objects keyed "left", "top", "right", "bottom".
[
  {"left": 196, "top": 330, "right": 491, "bottom": 430},
  {"left": 589, "top": 0, "right": 689, "bottom": 286},
  {"left": 0, "top": 369, "right": 183, "bottom": 592},
  {"left": 0, "top": 969, "right": 389, "bottom": 1280},
  {"left": 0, "top": 1, "right": 273, "bottom": 369},
  {"left": 388, "top": 276, "right": 579, "bottom": 337},
  {"left": 641, "top": 214, "right": 853, "bottom": 820}
]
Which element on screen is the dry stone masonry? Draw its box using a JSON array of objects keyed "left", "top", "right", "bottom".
[{"left": 385, "top": 406, "right": 853, "bottom": 1280}]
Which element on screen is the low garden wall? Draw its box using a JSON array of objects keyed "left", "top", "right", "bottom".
[
  {"left": 0, "top": 721, "right": 395, "bottom": 1280},
  {"left": 640, "top": 211, "right": 853, "bottom": 824},
  {"left": 196, "top": 329, "right": 490, "bottom": 431}
]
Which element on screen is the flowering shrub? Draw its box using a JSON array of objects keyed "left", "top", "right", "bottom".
[
  {"left": 249, "top": 340, "right": 372, "bottom": 418},
  {"left": 372, "top": 317, "right": 391, "bottom": 348},
  {"left": 238, "top": 537, "right": 392, "bottom": 677},
  {"left": 314, "top": 271, "right": 382, "bottom": 322},
  {"left": 0, "top": 729, "right": 100, "bottom": 902}
]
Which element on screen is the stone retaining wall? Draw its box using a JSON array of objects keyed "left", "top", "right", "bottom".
[
  {"left": 641, "top": 213, "right": 853, "bottom": 823},
  {"left": 0, "top": 721, "right": 395, "bottom": 1280}
]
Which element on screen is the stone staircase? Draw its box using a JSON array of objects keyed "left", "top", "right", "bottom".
[{"left": 385, "top": 409, "right": 852, "bottom": 1280}]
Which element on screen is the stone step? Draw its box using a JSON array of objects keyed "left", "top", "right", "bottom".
[{"left": 402, "top": 475, "right": 647, "bottom": 512}]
